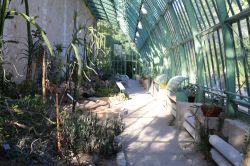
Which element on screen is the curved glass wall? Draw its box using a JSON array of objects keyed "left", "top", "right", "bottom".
[{"left": 85, "top": 0, "right": 250, "bottom": 119}]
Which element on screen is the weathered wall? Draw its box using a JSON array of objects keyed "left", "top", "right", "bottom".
[{"left": 3, "top": 0, "right": 95, "bottom": 83}]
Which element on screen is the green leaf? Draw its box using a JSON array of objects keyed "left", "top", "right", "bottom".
[
  {"left": 71, "top": 43, "right": 82, "bottom": 69},
  {"left": 41, "top": 31, "right": 55, "bottom": 56},
  {"left": 9, "top": 10, "right": 55, "bottom": 56}
]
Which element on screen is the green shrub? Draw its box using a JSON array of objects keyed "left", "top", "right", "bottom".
[
  {"left": 60, "top": 109, "right": 124, "bottom": 157},
  {"left": 0, "top": 95, "right": 124, "bottom": 164},
  {"left": 0, "top": 95, "right": 56, "bottom": 164},
  {"left": 95, "top": 87, "right": 118, "bottom": 97},
  {"left": 12, "top": 95, "right": 48, "bottom": 112},
  {"left": 18, "top": 80, "right": 33, "bottom": 97},
  {"left": 0, "top": 74, "right": 19, "bottom": 99}
]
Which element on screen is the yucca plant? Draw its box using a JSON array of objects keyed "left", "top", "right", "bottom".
[{"left": 0, "top": 0, "right": 55, "bottom": 92}]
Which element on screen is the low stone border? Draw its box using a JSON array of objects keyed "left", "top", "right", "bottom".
[
  {"left": 115, "top": 135, "right": 127, "bottom": 166},
  {"left": 116, "top": 151, "right": 126, "bottom": 166},
  {"left": 116, "top": 108, "right": 129, "bottom": 166}
]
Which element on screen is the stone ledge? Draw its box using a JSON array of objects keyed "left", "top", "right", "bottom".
[
  {"left": 116, "top": 151, "right": 126, "bottom": 166},
  {"left": 222, "top": 119, "right": 250, "bottom": 153}
]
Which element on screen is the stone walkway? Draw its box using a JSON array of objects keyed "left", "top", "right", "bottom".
[{"left": 120, "top": 80, "right": 209, "bottom": 166}]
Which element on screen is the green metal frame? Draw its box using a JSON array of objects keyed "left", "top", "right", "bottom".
[{"left": 83, "top": 0, "right": 250, "bottom": 121}]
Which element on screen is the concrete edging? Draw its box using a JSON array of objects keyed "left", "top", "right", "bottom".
[{"left": 116, "top": 151, "right": 126, "bottom": 166}]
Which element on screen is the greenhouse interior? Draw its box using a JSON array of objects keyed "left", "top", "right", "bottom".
[{"left": 0, "top": 0, "right": 250, "bottom": 165}]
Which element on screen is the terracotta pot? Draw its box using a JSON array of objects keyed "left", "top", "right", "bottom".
[
  {"left": 143, "top": 78, "right": 151, "bottom": 90},
  {"left": 135, "top": 75, "right": 141, "bottom": 80},
  {"left": 201, "top": 104, "right": 222, "bottom": 117}
]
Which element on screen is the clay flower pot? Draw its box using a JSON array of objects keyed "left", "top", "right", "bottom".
[{"left": 201, "top": 104, "right": 222, "bottom": 117}]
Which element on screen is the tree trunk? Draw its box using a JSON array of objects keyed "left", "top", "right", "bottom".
[{"left": 24, "top": 0, "right": 33, "bottom": 81}]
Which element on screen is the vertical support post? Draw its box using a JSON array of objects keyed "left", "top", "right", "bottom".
[
  {"left": 182, "top": 0, "right": 204, "bottom": 102},
  {"left": 167, "top": 2, "right": 188, "bottom": 77},
  {"left": 160, "top": 16, "right": 176, "bottom": 77},
  {"left": 140, "top": 16, "right": 163, "bottom": 75},
  {"left": 125, "top": 53, "right": 127, "bottom": 75},
  {"left": 56, "top": 93, "right": 61, "bottom": 154},
  {"left": 215, "top": 0, "right": 236, "bottom": 116}
]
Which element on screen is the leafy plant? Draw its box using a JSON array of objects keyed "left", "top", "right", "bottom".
[
  {"left": 17, "top": 80, "right": 33, "bottom": 97},
  {"left": 95, "top": 87, "right": 118, "bottom": 97},
  {"left": 191, "top": 107, "right": 212, "bottom": 161},
  {"left": 184, "top": 84, "right": 197, "bottom": 97},
  {"left": 0, "top": 95, "right": 56, "bottom": 164},
  {"left": 60, "top": 109, "right": 124, "bottom": 158},
  {"left": 0, "top": 73, "right": 19, "bottom": 98},
  {"left": 47, "top": 43, "right": 65, "bottom": 84}
]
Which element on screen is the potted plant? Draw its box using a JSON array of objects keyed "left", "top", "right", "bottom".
[
  {"left": 142, "top": 74, "right": 151, "bottom": 90},
  {"left": 185, "top": 84, "right": 196, "bottom": 102},
  {"left": 201, "top": 104, "right": 222, "bottom": 117},
  {"left": 135, "top": 74, "right": 141, "bottom": 81}
]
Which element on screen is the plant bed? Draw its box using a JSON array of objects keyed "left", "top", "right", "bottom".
[
  {"left": 184, "top": 84, "right": 197, "bottom": 103},
  {"left": 0, "top": 94, "right": 124, "bottom": 165},
  {"left": 60, "top": 109, "right": 124, "bottom": 157}
]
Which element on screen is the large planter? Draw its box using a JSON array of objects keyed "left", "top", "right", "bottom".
[
  {"left": 135, "top": 75, "right": 141, "bottom": 81},
  {"left": 143, "top": 78, "right": 151, "bottom": 90},
  {"left": 201, "top": 104, "right": 222, "bottom": 117}
]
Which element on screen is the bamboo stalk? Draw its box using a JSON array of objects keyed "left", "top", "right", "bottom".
[
  {"left": 56, "top": 93, "right": 61, "bottom": 154},
  {"left": 42, "top": 50, "right": 46, "bottom": 98}
]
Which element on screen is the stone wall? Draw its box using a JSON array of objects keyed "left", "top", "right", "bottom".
[{"left": 3, "top": 0, "right": 95, "bottom": 83}]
